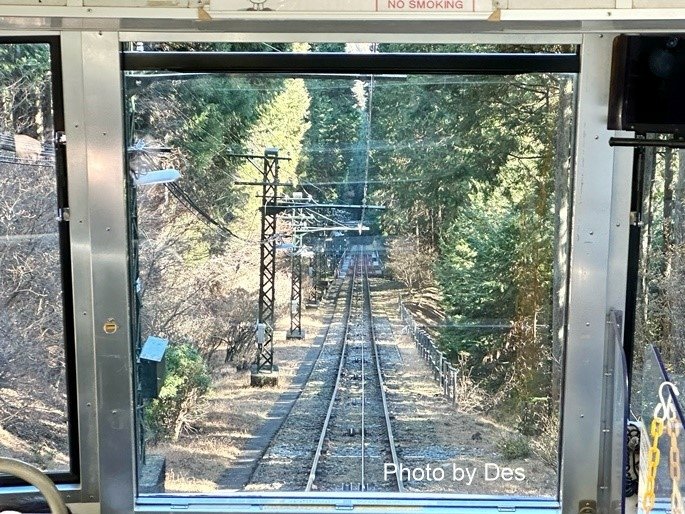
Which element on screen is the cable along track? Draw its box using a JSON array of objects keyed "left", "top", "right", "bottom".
[{"left": 306, "top": 249, "right": 402, "bottom": 492}]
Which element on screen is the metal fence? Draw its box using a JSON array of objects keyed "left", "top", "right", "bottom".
[{"left": 398, "top": 299, "right": 458, "bottom": 406}]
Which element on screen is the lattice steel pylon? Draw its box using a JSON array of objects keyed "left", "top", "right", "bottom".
[
  {"left": 287, "top": 246, "right": 304, "bottom": 339},
  {"left": 308, "top": 238, "right": 324, "bottom": 306},
  {"left": 286, "top": 203, "right": 307, "bottom": 338},
  {"left": 254, "top": 148, "right": 280, "bottom": 381}
]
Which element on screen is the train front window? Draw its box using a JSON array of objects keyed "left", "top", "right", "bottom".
[
  {"left": 124, "top": 45, "right": 576, "bottom": 499},
  {"left": 0, "top": 41, "right": 73, "bottom": 475}
]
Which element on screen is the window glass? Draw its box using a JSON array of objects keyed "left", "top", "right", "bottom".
[
  {"left": 632, "top": 146, "right": 685, "bottom": 403},
  {"left": 0, "top": 43, "right": 71, "bottom": 472},
  {"left": 126, "top": 46, "right": 574, "bottom": 497}
]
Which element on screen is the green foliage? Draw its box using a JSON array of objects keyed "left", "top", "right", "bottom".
[
  {"left": 237, "top": 77, "right": 311, "bottom": 216},
  {"left": 437, "top": 329, "right": 503, "bottom": 372},
  {"left": 145, "top": 344, "right": 211, "bottom": 442},
  {"left": 128, "top": 73, "right": 279, "bottom": 240},
  {"left": 297, "top": 76, "right": 361, "bottom": 202},
  {"left": 0, "top": 43, "right": 52, "bottom": 137},
  {"left": 497, "top": 434, "right": 531, "bottom": 460},
  {"left": 438, "top": 183, "right": 519, "bottom": 320}
]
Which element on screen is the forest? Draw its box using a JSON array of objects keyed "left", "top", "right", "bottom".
[
  {"left": 0, "top": 41, "right": 577, "bottom": 476},
  {"left": 4, "top": 41, "right": 684, "bottom": 491},
  {"left": 127, "top": 41, "right": 575, "bottom": 462}
]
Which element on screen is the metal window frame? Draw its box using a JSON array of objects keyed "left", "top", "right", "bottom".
[
  {"left": 0, "top": 25, "right": 632, "bottom": 514},
  {"left": 122, "top": 50, "right": 579, "bottom": 74},
  {"left": 0, "top": 35, "right": 87, "bottom": 499},
  {"left": 121, "top": 40, "right": 576, "bottom": 514}
]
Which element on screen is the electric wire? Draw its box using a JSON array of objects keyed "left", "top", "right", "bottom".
[
  {"left": 164, "top": 182, "right": 261, "bottom": 244},
  {"left": 360, "top": 44, "right": 377, "bottom": 230}
]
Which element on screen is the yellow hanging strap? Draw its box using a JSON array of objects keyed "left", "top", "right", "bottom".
[
  {"left": 643, "top": 412, "right": 665, "bottom": 514},
  {"left": 666, "top": 389, "right": 683, "bottom": 514},
  {"left": 642, "top": 381, "right": 681, "bottom": 514}
]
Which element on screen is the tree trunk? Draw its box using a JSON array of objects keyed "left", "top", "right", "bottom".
[
  {"left": 551, "top": 79, "right": 573, "bottom": 405},
  {"left": 663, "top": 147, "right": 674, "bottom": 274},
  {"left": 675, "top": 150, "right": 685, "bottom": 246},
  {"left": 638, "top": 146, "right": 657, "bottom": 337}
]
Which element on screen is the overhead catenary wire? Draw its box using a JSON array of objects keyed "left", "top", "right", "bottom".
[
  {"left": 164, "top": 182, "right": 261, "bottom": 244},
  {"left": 133, "top": 70, "right": 473, "bottom": 247},
  {"left": 360, "top": 43, "right": 377, "bottom": 230}
]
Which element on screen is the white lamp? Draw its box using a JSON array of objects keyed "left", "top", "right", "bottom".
[{"left": 132, "top": 168, "right": 181, "bottom": 187}]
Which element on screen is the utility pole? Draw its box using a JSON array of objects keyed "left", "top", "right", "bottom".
[
  {"left": 287, "top": 242, "right": 304, "bottom": 339},
  {"left": 253, "top": 147, "right": 282, "bottom": 386},
  {"left": 286, "top": 195, "right": 309, "bottom": 339},
  {"left": 233, "top": 160, "right": 381, "bottom": 385},
  {"left": 307, "top": 237, "right": 325, "bottom": 308}
]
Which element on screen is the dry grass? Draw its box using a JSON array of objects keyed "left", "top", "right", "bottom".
[
  {"left": 372, "top": 279, "right": 558, "bottom": 496},
  {"left": 149, "top": 308, "right": 326, "bottom": 493},
  {"left": 152, "top": 364, "right": 277, "bottom": 492},
  {"left": 0, "top": 387, "right": 69, "bottom": 470}
]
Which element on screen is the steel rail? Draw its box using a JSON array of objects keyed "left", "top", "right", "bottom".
[
  {"left": 363, "top": 258, "right": 404, "bottom": 493},
  {"left": 360, "top": 248, "right": 366, "bottom": 491},
  {"left": 243, "top": 250, "right": 351, "bottom": 487},
  {"left": 305, "top": 254, "right": 360, "bottom": 492}
]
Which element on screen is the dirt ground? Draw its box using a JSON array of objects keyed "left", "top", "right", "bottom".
[
  {"left": 0, "top": 386, "right": 69, "bottom": 470},
  {"left": 151, "top": 292, "right": 331, "bottom": 492},
  {"left": 371, "top": 279, "right": 558, "bottom": 497},
  {"left": 146, "top": 276, "right": 558, "bottom": 497}
]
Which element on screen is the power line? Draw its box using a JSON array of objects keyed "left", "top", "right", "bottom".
[
  {"left": 165, "top": 182, "right": 250, "bottom": 243},
  {"left": 360, "top": 43, "right": 377, "bottom": 230}
]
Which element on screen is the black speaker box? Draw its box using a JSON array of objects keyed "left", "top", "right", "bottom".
[{"left": 608, "top": 35, "right": 685, "bottom": 134}]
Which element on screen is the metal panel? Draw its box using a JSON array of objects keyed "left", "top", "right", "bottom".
[
  {"left": 0, "top": 30, "right": 61, "bottom": 35},
  {"left": 118, "top": 31, "right": 583, "bottom": 43},
  {"left": 80, "top": 31, "right": 136, "bottom": 514},
  {"left": 560, "top": 33, "right": 616, "bottom": 514},
  {"left": 505, "top": 0, "right": 615, "bottom": 6},
  {"left": 605, "top": 136, "right": 632, "bottom": 333},
  {"left": 7, "top": 15, "right": 685, "bottom": 35},
  {"left": 60, "top": 30, "right": 100, "bottom": 504},
  {"left": 122, "top": 50, "right": 579, "bottom": 74},
  {"left": 135, "top": 494, "right": 560, "bottom": 513},
  {"left": 497, "top": 7, "right": 685, "bottom": 19}
]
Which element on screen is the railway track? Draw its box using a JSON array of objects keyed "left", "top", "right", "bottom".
[
  {"left": 243, "top": 252, "right": 358, "bottom": 489},
  {"left": 306, "top": 248, "right": 402, "bottom": 492}
]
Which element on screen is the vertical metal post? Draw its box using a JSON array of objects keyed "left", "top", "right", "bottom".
[
  {"left": 308, "top": 240, "right": 319, "bottom": 305},
  {"left": 60, "top": 30, "right": 100, "bottom": 504},
  {"left": 309, "top": 237, "right": 324, "bottom": 305},
  {"left": 74, "top": 31, "right": 135, "bottom": 513},
  {"left": 622, "top": 143, "right": 646, "bottom": 387},
  {"left": 287, "top": 242, "right": 304, "bottom": 339},
  {"left": 561, "top": 33, "right": 617, "bottom": 514},
  {"left": 254, "top": 148, "right": 279, "bottom": 378}
]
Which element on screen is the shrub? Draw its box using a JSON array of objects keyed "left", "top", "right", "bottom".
[
  {"left": 497, "top": 434, "right": 531, "bottom": 460},
  {"left": 528, "top": 409, "right": 560, "bottom": 468},
  {"left": 145, "top": 343, "right": 211, "bottom": 442}
]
